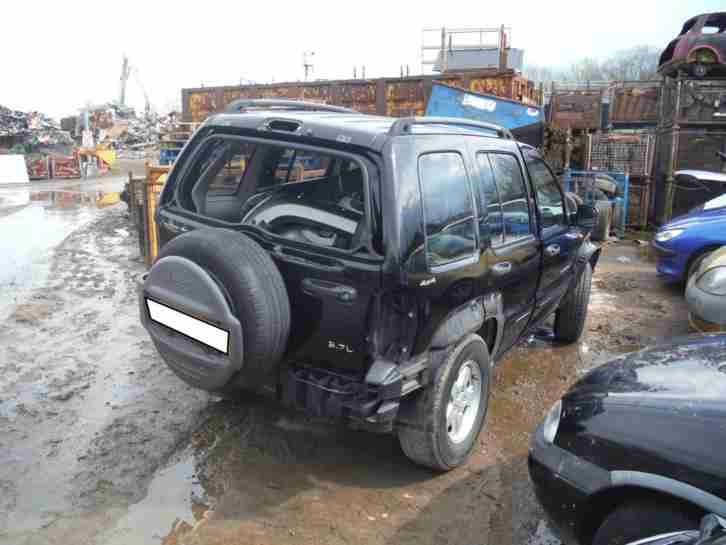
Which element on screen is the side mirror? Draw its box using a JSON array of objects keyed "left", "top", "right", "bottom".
[{"left": 576, "top": 204, "right": 598, "bottom": 232}]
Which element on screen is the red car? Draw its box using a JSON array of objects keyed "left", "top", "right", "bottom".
[{"left": 659, "top": 12, "right": 726, "bottom": 77}]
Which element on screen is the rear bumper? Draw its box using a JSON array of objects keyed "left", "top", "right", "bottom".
[
  {"left": 139, "top": 273, "right": 411, "bottom": 432},
  {"left": 528, "top": 424, "right": 611, "bottom": 545},
  {"left": 279, "top": 363, "right": 404, "bottom": 433}
]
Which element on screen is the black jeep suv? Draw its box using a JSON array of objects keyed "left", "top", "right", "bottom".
[{"left": 139, "top": 99, "right": 600, "bottom": 470}]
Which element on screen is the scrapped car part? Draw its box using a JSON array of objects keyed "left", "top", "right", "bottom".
[
  {"left": 592, "top": 200, "right": 612, "bottom": 241},
  {"left": 686, "top": 246, "right": 726, "bottom": 332},
  {"left": 594, "top": 174, "right": 618, "bottom": 196},
  {"left": 140, "top": 229, "right": 290, "bottom": 389},
  {"left": 553, "top": 262, "right": 592, "bottom": 343},
  {"left": 529, "top": 334, "right": 726, "bottom": 545},
  {"left": 139, "top": 99, "right": 597, "bottom": 469},
  {"left": 397, "top": 334, "right": 490, "bottom": 471},
  {"left": 659, "top": 13, "right": 726, "bottom": 77}
]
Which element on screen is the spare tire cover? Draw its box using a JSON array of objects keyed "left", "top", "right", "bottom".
[
  {"left": 139, "top": 229, "right": 291, "bottom": 392},
  {"left": 141, "top": 255, "right": 244, "bottom": 391}
]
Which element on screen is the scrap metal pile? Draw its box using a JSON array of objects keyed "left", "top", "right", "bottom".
[
  {"left": 0, "top": 104, "right": 73, "bottom": 150},
  {"left": 83, "top": 104, "right": 178, "bottom": 151}
]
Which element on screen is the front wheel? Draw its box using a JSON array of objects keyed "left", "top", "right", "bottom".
[
  {"left": 397, "top": 334, "right": 490, "bottom": 471},
  {"left": 554, "top": 262, "right": 592, "bottom": 343}
]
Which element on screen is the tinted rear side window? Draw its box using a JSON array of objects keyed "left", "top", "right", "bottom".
[
  {"left": 418, "top": 153, "right": 477, "bottom": 267},
  {"left": 489, "top": 154, "right": 532, "bottom": 244},
  {"left": 476, "top": 153, "right": 505, "bottom": 245}
]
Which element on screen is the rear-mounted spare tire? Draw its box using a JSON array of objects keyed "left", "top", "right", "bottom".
[{"left": 140, "top": 229, "right": 291, "bottom": 392}]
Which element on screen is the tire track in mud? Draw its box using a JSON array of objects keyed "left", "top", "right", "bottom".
[{"left": 0, "top": 206, "right": 210, "bottom": 545}]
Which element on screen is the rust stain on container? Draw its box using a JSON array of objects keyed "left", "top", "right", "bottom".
[
  {"left": 610, "top": 85, "right": 660, "bottom": 124},
  {"left": 182, "top": 70, "right": 538, "bottom": 123},
  {"left": 549, "top": 91, "right": 602, "bottom": 130}
]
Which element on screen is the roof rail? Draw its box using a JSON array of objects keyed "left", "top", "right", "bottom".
[
  {"left": 224, "top": 99, "right": 358, "bottom": 114},
  {"left": 388, "top": 117, "right": 513, "bottom": 139}
]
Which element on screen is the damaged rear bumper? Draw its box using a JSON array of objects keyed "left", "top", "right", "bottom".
[{"left": 279, "top": 358, "right": 426, "bottom": 433}]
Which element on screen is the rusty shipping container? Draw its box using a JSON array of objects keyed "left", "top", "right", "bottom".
[
  {"left": 181, "top": 69, "right": 538, "bottom": 123},
  {"left": 609, "top": 84, "right": 660, "bottom": 125},
  {"left": 548, "top": 89, "right": 603, "bottom": 130}
]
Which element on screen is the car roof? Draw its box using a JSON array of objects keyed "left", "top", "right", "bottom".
[
  {"left": 681, "top": 12, "right": 726, "bottom": 34},
  {"left": 203, "top": 103, "right": 513, "bottom": 152},
  {"left": 207, "top": 110, "right": 397, "bottom": 150}
]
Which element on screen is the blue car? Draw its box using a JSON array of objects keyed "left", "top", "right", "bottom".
[{"left": 653, "top": 191, "right": 726, "bottom": 283}]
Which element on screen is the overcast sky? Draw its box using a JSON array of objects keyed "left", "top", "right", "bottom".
[{"left": 2, "top": 0, "right": 723, "bottom": 119}]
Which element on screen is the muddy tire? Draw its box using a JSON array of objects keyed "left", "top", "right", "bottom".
[
  {"left": 554, "top": 262, "right": 592, "bottom": 343},
  {"left": 592, "top": 201, "right": 612, "bottom": 242},
  {"left": 592, "top": 497, "right": 700, "bottom": 545},
  {"left": 152, "top": 229, "right": 290, "bottom": 389},
  {"left": 397, "top": 334, "right": 490, "bottom": 471}
]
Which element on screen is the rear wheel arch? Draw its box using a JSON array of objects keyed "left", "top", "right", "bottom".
[
  {"left": 579, "top": 486, "right": 706, "bottom": 544},
  {"left": 478, "top": 317, "right": 499, "bottom": 357}
]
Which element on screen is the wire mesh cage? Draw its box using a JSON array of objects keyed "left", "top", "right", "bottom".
[{"left": 586, "top": 132, "right": 655, "bottom": 176}]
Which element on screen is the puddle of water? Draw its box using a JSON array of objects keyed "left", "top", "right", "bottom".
[
  {"left": 0, "top": 189, "right": 120, "bottom": 321},
  {"left": 100, "top": 450, "right": 209, "bottom": 545}
]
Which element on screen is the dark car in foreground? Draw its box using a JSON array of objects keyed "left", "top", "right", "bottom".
[
  {"left": 529, "top": 334, "right": 726, "bottom": 545},
  {"left": 139, "top": 99, "right": 600, "bottom": 471},
  {"left": 659, "top": 12, "right": 726, "bottom": 78}
]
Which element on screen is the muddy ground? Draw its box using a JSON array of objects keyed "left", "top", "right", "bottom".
[{"left": 0, "top": 183, "right": 689, "bottom": 545}]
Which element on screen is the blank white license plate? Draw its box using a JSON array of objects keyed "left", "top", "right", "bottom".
[{"left": 146, "top": 298, "right": 229, "bottom": 354}]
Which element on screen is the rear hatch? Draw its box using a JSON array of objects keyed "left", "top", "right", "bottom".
[{"left": 154, "top": 127, "right": 384, "bottom": 374}]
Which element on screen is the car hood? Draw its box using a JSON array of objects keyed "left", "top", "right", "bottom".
[
  {"left": 567, "top": 334, "right": 726, "bottom": 401},
  {"left": 660, "top": 206, "right": 726, "bottom": 231}
]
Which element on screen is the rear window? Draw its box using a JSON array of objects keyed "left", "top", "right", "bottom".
[{"left": 178, "top": 137, "right": 368, "bottom": 253}]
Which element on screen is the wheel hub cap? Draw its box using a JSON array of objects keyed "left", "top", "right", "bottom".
[{"left": 446, "top": 360, "right": 482, "bottom": 444}]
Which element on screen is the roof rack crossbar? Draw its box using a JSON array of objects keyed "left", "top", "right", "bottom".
[
  {"left": 224, "top": 99, "right": 358, "bottom": 114},
  {"left": 388, "top": 117, "right": 513, "bottom": 139}
]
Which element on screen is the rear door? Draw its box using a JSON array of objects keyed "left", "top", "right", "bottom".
[
  {"left": 523, "top": 149, "right": 583, "bottom": 324},
  {"left": 475, "top": 151, "right": 540, "bottom": 354}
]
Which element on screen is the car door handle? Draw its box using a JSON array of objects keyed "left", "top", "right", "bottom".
[
  {"left": 491, "top": 261, "right": 512, "bottom": 276},
  {"left": 302, "top": 278, "right": 357, "bottom": 303},
  {"left": 545, "top": 244, "right": 561, "bottom": 257}
]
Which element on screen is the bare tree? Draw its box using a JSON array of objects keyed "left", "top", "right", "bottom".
[
  {"left": 523, "top": 64, "right": 567, "bottom": 84},
  {"left": 568, "top": 57, "right": 606, "bottom": 81},
  {"left": 601, "top": 45, "right": 660, "bottom": 81},
  {"left": 524, "top": 45, "right": 661, "bottom": 84}
]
